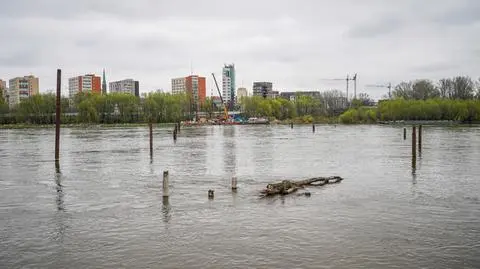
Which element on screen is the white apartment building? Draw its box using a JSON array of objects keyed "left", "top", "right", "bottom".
[
  {"left": 109, "top": 79, "right": 139, "bottom": 96},
  {"left": 171, "top": 77, "right": 186, "bottom": 94},
  {"left": 68, "top": 74, "right": 101, "bottom": 98},
  {"left": 8, "top": 75, "right": 39, "bottom": 107},
  {"left": 222, "top": 64, "right": 235, "bottom": 108}
]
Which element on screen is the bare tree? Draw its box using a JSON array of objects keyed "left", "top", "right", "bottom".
[
  {"left": 393, "top": 80, "right": 439, "bottom": 100},
  {"left": 452, "top": 76, "right": 475, "bottom": 99},
  {"left": 475, "top": 77, "right": 480, "bottom": 99},
  {"left": 438, "top": 78, "right": 453, "bottom": 98},
  {"left": 412, "top": 79, "right": 439, "bottom": 100},
  {"left": 320, "top": 90, "right": 347, "bottom": 115},
  {"left": 392, "top": 82, "right": 413, "bottom": 99},
  {"left": 357, "top": 92, "right": 374, "bottom": 106}
]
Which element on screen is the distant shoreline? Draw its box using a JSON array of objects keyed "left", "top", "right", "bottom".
[{"left": 1, "top": 120, "right": 478, "bottom": 129}]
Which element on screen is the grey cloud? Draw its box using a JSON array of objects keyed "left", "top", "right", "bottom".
[
  {"left": 0, "top": 0, "right": 293, "bottom": 20},
  {"left": 347, "top": 16, "right": 404, "bottom": 38},
  {"left": 412, "top": 62, "right": 459, "bottom": 74},
  {"left": 433, "top": 0, "right": 480, "bottom": 26},
  {"left": 0, "top": 0, "right": 479, "bottom": 100},
  {"left": 0, "top": 50, "right": 42, "bottom": 67}
]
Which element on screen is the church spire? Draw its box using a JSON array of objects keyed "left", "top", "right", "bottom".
[{"left": 102, "top": 69, "right": 107, "bottom": 95}]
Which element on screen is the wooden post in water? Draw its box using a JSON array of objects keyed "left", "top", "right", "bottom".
[
  {"left": 403, "top": 128, "right": 406, "bottom": 140},
  {"left": 208, "top": 189, "right": 214, "bottom": 199},
  {"left": 149, "top": 122, "right": 153, "bottom": 157},
  {"left": 55, "top": 69, "right": 61, "bottom": 162},
  {"left": 173, "top": 128, "right": 177, "bottom": 141},
  {"left": 231, "top": 176, "right": 237, "bottom": 191},
  {"left": 412, "top": 126, "right": 417, "bottom": 157},
  {"left": 312, "top": 124, "right": 315, "bottom": 133},
  {"left": 418, "top": 125, "right": 422, "bottom": 152},
  {"left": 290, "top": 122, "right": 293, "bottom": 129},
  {"left": 163, "top": 171, "right": 169, "bottom": 197},
  {"left": 412, "top": 126, "right": 417, "bottom": 174}
]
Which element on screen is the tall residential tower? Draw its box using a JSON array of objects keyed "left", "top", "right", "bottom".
[{"left": 222, "top": 64, "right": 235, "bottom": 109}]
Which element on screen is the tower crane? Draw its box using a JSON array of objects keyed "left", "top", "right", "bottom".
[
  {"left": 352, "top": 73, "right": 358, "bottom": 100},
  {"left": 321, "top": 73, "right": 357, "bottom": 101},
  {"left": 365, "top": 83, "right": 393, "bottom": 99},
  {"left": 211, "top": 73, "right": 228, "bottom": 121}
]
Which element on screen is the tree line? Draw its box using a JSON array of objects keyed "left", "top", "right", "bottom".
[
  {"left": 340, "top": 99, "right": 480, "bottom": 123},
  {"left": 2, "top": 75, "right": 478, "bottom": 125},
  {"left": 391, "top": 76, "right": 479, "bottom": 100},
  {"left": 340, "top": 75, "right": 480, "bottom": 123},
  {"left": 0, "top": 92, "right": 194, "bottom": 124},
  {"left": 0, "top": 90, "right": 360, "bottom": 124}
]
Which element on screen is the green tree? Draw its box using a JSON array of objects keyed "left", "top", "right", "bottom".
[
  {"left": 143, "top": 92, "right": 188, "bottom": 123},
  {"left": 77, "top": 99, "right": 98, "bottom": 123},
  {"left": 0, "top": 87, "right": 9, "bottom": 115},
  {"left": 295, "top": 95, "right": 321, "bottom": 116},
  {"left": 200, "top": 97, "right": 214, "bottom": 119},
  {"left": 0, "top": 88, "right": 5, "bottom": 104}
]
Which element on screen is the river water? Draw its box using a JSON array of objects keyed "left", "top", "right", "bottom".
[{"left": 1, "top": 125, "right": 479, "bottom": 268}]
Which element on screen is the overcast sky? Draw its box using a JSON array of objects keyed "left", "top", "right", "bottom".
[{"left": 1, "top": 0, "right": 479, "bottom": 99}]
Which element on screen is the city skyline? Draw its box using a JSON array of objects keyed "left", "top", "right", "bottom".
[{"left": 0, "top": 0, "right": 479, "bottom": 100}]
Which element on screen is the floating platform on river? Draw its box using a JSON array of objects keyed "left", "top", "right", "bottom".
[{"left": 182, "top": 117, "right": 270, "bottom": 127}]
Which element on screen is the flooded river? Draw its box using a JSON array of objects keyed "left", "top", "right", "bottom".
[{"left": 1, "top": 125, "right": 479, "bottom": 268}]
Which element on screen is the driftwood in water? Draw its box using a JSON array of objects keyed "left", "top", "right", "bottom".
[{"left": 260, "top": 176, "right": 343, "bottom": 197}]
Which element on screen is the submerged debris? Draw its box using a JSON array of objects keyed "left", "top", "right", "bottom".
[{"left": 260, "top": 176, "right": 343, "bottom": 197}]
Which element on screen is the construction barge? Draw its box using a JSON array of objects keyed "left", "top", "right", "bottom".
[{"left": 182, "top": 117, "right": 270, "bottom": 127}]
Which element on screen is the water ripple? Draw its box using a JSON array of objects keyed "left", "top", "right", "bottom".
[{"left": 0, "top": 125, "right": 479, "bottom": 268}]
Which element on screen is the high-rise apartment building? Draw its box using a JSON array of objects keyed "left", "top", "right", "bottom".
[
  {"left": 222, "top": 64, "right": 235, "bottom": 109},
  {"left": 8, "top": 75, "right": 39, "bottom": 107},
  {"left": 186, "top": 75, "right": 206, "bottom": 105},
  {"left": 109, "top": 79, "right": 139, "bottom": 97},
  {"left": 171, "top": 75, "right": 206, "bottom": 105},
  {"left": 253, "top": 82, "right": 273, "bottom": 98},
  {"left": 68, "top": 74, "right": 101, "bottom": 98}
]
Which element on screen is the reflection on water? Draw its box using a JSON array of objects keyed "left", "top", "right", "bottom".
[
  {"left": 53, "top": 162, "right": 66, "bottom": 243},
  {"left": 252, "top": 126, "right": 274, "bottom": 175},
  {"left": 223, "top": 126, "right": 236, "bottom": 176},
  {"left": 411, "top": 154, "right": 417, "bottom": 184},
  {"left": 1, "top": 125, "right": 480, "bottom": 269},
  {"left": 55, "top": 167, "right": 64, "bottom": 212},
  {"left": 162, "top": 196, "right": 171, "bottom": 224}
]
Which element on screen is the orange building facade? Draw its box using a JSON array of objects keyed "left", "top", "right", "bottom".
[
  {"left": 68, "top": 74, "right": 102, "bottom": 97},
  {"left": 91, "top": 76, "right": 101, "bottom": 94},
  {"left": 185, "top": 75, "right": 206, "bottom": 105}
]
